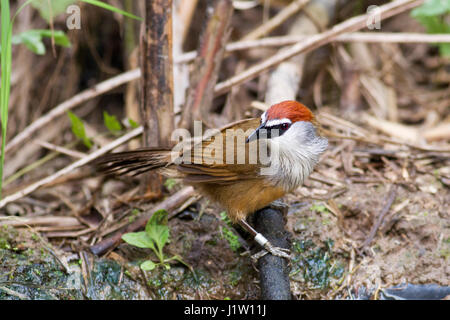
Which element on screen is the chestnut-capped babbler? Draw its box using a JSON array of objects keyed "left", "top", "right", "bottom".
[{"left": 96, "top": 101, "right": 328, "bottom": 259}]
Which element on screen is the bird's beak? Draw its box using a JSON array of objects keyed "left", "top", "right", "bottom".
[{"left": 246, "top": 123, "right": 265, "bottom": 143}]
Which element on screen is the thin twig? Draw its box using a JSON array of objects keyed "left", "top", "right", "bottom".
[
  {"left": 36, "top": 140, "right": 86, "bottom": 159},
  {"left": 175, "top": 32, "right": 450, "bottom": 64},
  {"left": 213, "top": 0, "right": 425, "bottom": 96},
  {"left": 360, "top": 185, "right": 398, "bottom": 251}
]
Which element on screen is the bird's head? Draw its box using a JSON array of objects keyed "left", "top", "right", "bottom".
[
  {"left": 247, "top": 100, "right": 328, "bottom": 189},
  {"left": 246, "top": 100, "right": 323, "bottom": 144}
]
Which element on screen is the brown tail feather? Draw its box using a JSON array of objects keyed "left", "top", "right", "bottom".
[{"left": 94, "top": 148, "right": 171, "bottom": 176}]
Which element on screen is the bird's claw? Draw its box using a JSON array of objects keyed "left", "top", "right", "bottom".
[{"left": 251, "top": 241, "right": 291, "bottom": 262}]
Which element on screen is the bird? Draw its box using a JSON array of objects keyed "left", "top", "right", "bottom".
[{"left": 95, "top": 100, "right": 328, "bottom": 259}]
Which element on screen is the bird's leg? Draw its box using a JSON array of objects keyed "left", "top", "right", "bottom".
[{"left": 238, "top": 219, "right": 291, "bottom": 260}]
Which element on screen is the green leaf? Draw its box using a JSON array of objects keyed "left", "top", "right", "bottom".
[
  {"left": 147, "top": 224, "right": 169, "bottom": 253},
  {"left": 0, "top": 0, "right": 13, "bottom": 199},
  {"left": 31, "top": 0, "right": 77, "bottom": 22},
  {"left": 147, "top": 209, "right": 169, "bottom": 227},
  {"left": 140, "top": 260, "right": 156, "bottom": 271},
  {"left": 311, "top": 203, "right": 328, "bottom": 213},
  {"left": 122, "top": 231, "right": 155, "bottom": 250},
  {"left": 439, "top": 43, "right": 450, "bottom": 57},
  {"left": 103, "top": 111, "right": 122, "bottom": 134},
  {"left": 11, "top": 29, "right": 70, "bottom": 55},
  {"left": 411, "top": 0, "right": 450, "bottom": 17},
  {"left": 164, "top": 178, "right": 177, "bottom": 191},
  {"left": 80, "top": 0, "right": 142, "bottom": 21},
  {"left": 145, "top": 210, "right": 170, "bottom": 253},
  {"left": 67, "top": 111, "right": 92, "bottom": 148},
  {"left": 127, "top": 118, "right": 139, "bottom": 128}
]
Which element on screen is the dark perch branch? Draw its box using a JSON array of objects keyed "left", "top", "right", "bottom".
[
  {"left": 253, "top": 207, "right": 291, "bottom": 300},
  {"left": 179, "top": 0, "right": 234, "bottom": 130},
  {"left": 90, "top": 186, "right": 195, "bottom": 256}
]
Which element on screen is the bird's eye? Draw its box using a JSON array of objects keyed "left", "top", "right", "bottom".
[{"left": 281, "top": 123, "right": 289, "bottom": 130}]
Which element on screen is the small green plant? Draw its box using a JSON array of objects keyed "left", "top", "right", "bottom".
[
  {"left": 219, "top": 211, "right": 241, "bottom": 252},
  {"left": 411, "top": 0, "right": 450, "bottom": 56},
  {"left": 127, "top": 118, "right": 139, "bottom": 128},
  {"left": 164, "top": 178, "right": 177, "bottom": 191},
  {"left": 290, "top": 239, "right": 345, "bottom": 289},
  {"left": 12, "top": 29, "right": 70, "bottom": 55},
  {"left": 103, "top": 111, "right": 123, "bottom": 135},
  {"left": 310, "top": 203, "right": 329, "bottom": 214},
  {"left": 67, "top": 111, "right": 92, "bottom": 148},
  {"left": 122, "top": 209, "right": 188, "bottom": 271}
]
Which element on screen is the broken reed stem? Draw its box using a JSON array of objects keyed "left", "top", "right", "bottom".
[
  {"left": 213, "top": 0, "right": 425, "bottom": 96},
  {"left": 179, "top": 0, "right": 234, "bottom": 129}
]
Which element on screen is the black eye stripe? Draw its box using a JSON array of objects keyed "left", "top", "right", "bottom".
[
  {"left": 265, "top": 123, "right": 290, "bottom": 130},
  {"left": 261, "top": 122, "right": 291, "bottom": 138}
]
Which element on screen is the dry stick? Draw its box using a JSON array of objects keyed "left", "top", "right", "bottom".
[
  {"left": 0, "top": 216, "right": 81, "bottom": 227},
  {"left": 5, "top": 68, "right": 141, "bottom": 154},
  {"left": 36, "top": 140, "right": 86, "bottom": 159},
  {"left": 0, "top": 127, "right": 143, "bottom": 209},
  {"left": 241, "top": 0, "right": 310, "bottom": 41},
  {"left": 360, "top": 185, "right": 397, "bottom": 251},
  {"left": 90, "top": 186, "right": 195, "bottom": 256},
  {"left": 176, "top": 32, "right": 450, "bottom": 64},
  {"left": 213, "top": 0, "right": 425, "bottom": 96},
  {"left": 179, "top": 0, "right": 234, "bottom": 129}
]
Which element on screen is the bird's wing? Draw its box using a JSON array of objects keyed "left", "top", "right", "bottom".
[{"left": 176, "top": 118, "right": 267, "bottom": 184}]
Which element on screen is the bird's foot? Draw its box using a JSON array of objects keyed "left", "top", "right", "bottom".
[{"left": 251, "top": 241, "right": 291, "bottom": 262}]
